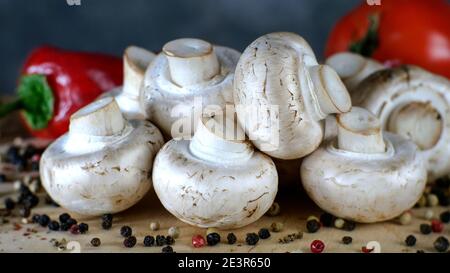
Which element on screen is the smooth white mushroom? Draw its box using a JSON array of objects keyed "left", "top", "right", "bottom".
[
  {"left": 152, "top": 115, "right": 278, "bottom": 229},
  {"left": 301, "top": 107, "right": 427, "bottom": 223},
  {"left": 326, "top": 52, "right": 384, "bottom": 93},
  {"left": 40, "top": 97, "right": 164, "bottom": 215},
  {"left": 141, "top": 38, "right": 240, "bottom": 138},
  {"left": 352, "top": 65, "right": 450, "bottom": 181},
  {"left": 233, "top": 32, "right": 352, "bottom": 160},
  {"left": 102, "top": 46, "right": 156, "bottom": 119}
]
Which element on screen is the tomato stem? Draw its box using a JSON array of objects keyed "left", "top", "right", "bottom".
[{"left": 349, "top": 14, "right": 380, "bottom": 57}]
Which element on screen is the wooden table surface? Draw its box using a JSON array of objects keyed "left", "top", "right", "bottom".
[{"left": 0, "top": 103, "right": 448, "bottom": 253}]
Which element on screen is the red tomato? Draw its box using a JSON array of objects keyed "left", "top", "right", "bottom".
[{"left": 325, "top": 0, "right": 450, "bottom": 78}]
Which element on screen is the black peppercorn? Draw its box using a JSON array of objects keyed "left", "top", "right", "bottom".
[
  {"left": 435, "top": 177, "right": 450, "bottom": 188},
  {"left": 102, "top": 214, "right": 113, "bottom": 222},
  {"left": 420, "top": 223, "right": 432, "bottom": 235},
  {"left": 306, "top": 219, "right": 321, "bottom": 233},
  {"left": 78, "top": 223, "right": 89, "bottom": 234},
  {"left": 19, "top": 207, "right": 31, "bottom": 218},
  {"left": 60, "top": 222, "right": 71, "bottom": 231},
  {"left": 120, "top": 226, "right": 132, "bottom": 237},
  {"left": 405, "top": 235, "right": 416, "bottom": 246},
  {"left": 162, "top": 246, "right": 174, "bottom": 253},
  {"left": 59, "top": 213, "right": 71, "bottom": 223},
  {"left": 23, "top": 194, "right": 39, "bottom": 209},
  {"left": 4, "top": 198, "right": 15, "bottom": 211},
  {"left": 343, "top": 221, "right": 356, "bottom": 231},
  {"left": 320, "top": 212, "right": 335, "bottom": 227},
  {"left": 123, "top": 236, "right": 137, "bottom": 248},
  {"left": 31, "top": 214, "right": 40, "bottom": 223},
  {"left": 434, "top": 236, "right": 449, "bottom": 252},
  {"left": 206, "top": 232, "right": 221, "bottom": 246},
  {"left": 66, "top": 218, "right": 77, "bottom": 227},
  {"left": 166, "top": 236, "right": 175, "bottom": 246},
  {"left": 342, "top": 236, "right": 353, "bottom": 245},
  {"left": 440, "top": 211, "right": 450, "bottom": 224},
  {"left": 227, "top": 233, "right": 237, "bottom": 245},
  {"left": 102, "top": 220, "right": 112, "bottom": 230},
  {"left": 48, "top": 221, "right": 60, "bottom": 231},
  {"left": 6, "top": 146, "right": 19, "bottom": 163},
  {"left": 143, "top": 236, "right": 155, "bottom": 247},
  {"left": 0, "top": 174, "right": 6, "bottom": 183},
  {"left": 246, "top": 233, "right": 259, "bottom": 245},
  {"left": 91, "top": 238, "right": 101, "bottom": 247},
  {"left": 258, "top": 228, "right": 271, "bottom": 239},
  {"left": 38, "top": 214, "right": 50, "bottom": 227},
  {"left": 416, "top": 250, "right": 425, "bottom": 253},
  {"left": 156, "top": 235, "right": 166, "bottom": 246}
]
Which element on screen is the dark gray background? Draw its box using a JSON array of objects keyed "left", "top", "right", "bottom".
[{"left": 0, "top": 0, "right": 361, "bottom": 94}]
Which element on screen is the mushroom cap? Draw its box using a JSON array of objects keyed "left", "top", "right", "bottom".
[
  {"left": 301, "top": 132, "right": 427, "bottom": 223},
  {"left": 152, "top": 139, "right": 278, "bottom": 229},
  {"left": 40, "top": 119, "right": 164, "bottom": 215},
  {"left": 352, "top": 65, "right": 450, "bottom": 180},
  {"left": 233, "top": 32, "right": 351, "bottom": 160},
  {"left": 141, "top": 42, "right": 240, "bottom": 138}
]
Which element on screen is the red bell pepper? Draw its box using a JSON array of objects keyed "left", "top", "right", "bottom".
[
  {"left": 0, "top": 46, "right": 123, "bottom": 139},
  {"left": 325, "top": 0, "right": 450, "bottom": 78}
]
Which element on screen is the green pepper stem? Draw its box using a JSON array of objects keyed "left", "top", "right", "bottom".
[{"left": 0, "top": 98, "right": 22, "bottom": 118}]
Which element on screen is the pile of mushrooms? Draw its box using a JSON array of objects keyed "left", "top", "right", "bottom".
[
  {"left": 40, "top": 97, "right": 164, "bottom": 215},
  {"left": 301, "top": 107, "right": 427, "bottom": 223},
  {"left": 152, "top": 115, "right": 278, "bottom": 229},
  {"left": 350, "top": 66, "right": 450, "bottom": 181},
  {"left": 141, "top": 38, "right": 241, "bottom": 138}
]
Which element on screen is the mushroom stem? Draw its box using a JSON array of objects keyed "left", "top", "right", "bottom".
[
  {"left": 163, "top": 38, "right": 220, "bottom": 86},
  {"left": 337, "top": 107, "right": 386, "bottom": 153},
  {"left": 189, "top": 116, "right": 253, "bottom": 163},
  {"left": 308, "top": 65, "right": 352, "bottom": 119},
  {"left": 326, "top": 52, "right": 383, "bottom": 91},
  {"left": 387, "top": 102, "right": 442, "bottom": 150},
  {"left": 123, "top": 46, "right": 155, "bottom": 97},
  {"left": 69, "top": 97, "right": 125, "bottom": 136}
]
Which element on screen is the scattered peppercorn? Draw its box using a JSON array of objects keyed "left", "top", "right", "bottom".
[
  {"left": 156, "top": 235, "right": 166, "bottom": 246},
  {"left": 143, "top": 236, "right": 155, "bottom": 247},
  {"left": 166, "top": 236, "right": 175, "bottom": 245},
  {"left": 59, "top": 213, "right": 71, "bottom": 223},
  {"left": 334, "top": 218, "right": 345, "bottom": 229},
  {"left": 150, "top": 221, "right": 160, "bottom": 231},
  {"left": 19, "top": 207, "right": 30, "bottom": 218},
  {"left": 405, "top": 235, "right": 416, "bottom": 247},
  {"left": 0, "top": 174, "right": 6, "bottom": 183},
  {"left": 38, "top": 214, "right": 50, "bottom": 227},
  {"left": 424, "top": 209, "right": 434, "bottom": 220},
  {"left": 434, "top": 236, "right": 449, "bottom": 252},
  {"left": 245, "top": 233, "right": 259, "bottom": 246},
  {"left": 123, "top": 236, "right": 137, "bottom": 248},
  {"left": 306, "top": 219, "right": 321, "bottom": 233},
  {"left": 278, "top": 232, "right": 303, "bottom": 244},
  {"left": 102, "top": 213, "right": 113, "bottom": 222},
  {"left": 343, "top": 221, "right": 356, "bottom": 231},
  {"left": 440, "top": 211, "right": 450, "bottom": 224},
  {"left": 427, "top": 194, "right": 439, "bottom": 207},
  {"left": 60, "top": 222, "right": 71, "bottom": 231},
  {"left": 31, "top": 214, "right": 40, "bottom": 223},
  {"left": 398, "top": 211, "right": 412, "bottom": 225},
  {"left": 416, "top": 195, "right": 427, "bottom": 208},
  {"left": 102, "top": 220, "right": 112, "bottom": 230},
  {"left": 320, "top": 212, "right": 335, "bottom": 227},
  {"left": 69, "top": 224, "right": 80, "bottom": 235},
  {"left": 192, "top": 235, "right": 206, "bottom": 248},
  {"left": 168, "top": 226, "right": 180, "bottom": 238},
  {"left": 266, "top": 202, "right": 280, "bottom": 216},
  {"left": 258, "top": 228, "right": 271, "bottom": 239},
  {"left": 162, "top": 246, "right": 174, "bottom": 253},
  {"left": 4, "top": 198, "right": 15, "bottom": 211},
  {"left": 342, "top": 236, "right": 353, "bottom": 245},
  {"left": 66, "top": 218, "right": 77, "bottom": 227},
  {"left": 307, "top": 215, "right": 319, "bottom": 222},
  {"left": 420, "top": 223, "right": 432, "bottom": 235},
  {"left": 270, "top": 222, "right": 283, "bottom": 232},
  {"left": 361, "top": 246, "right": 373, "bottom": 253},
  {"left": 227, "top": 233, "right": 237, "bottom": 245},
  {"left": 120, "top": 226, "right": 132, "bottom": 237},
  {"left": 23, "top": 194, "right": 39, "bottom": 209},
  {"left": 431, "top": 220, "right": 444, "bottom": 233},
  {"left": 206, "top": 232, "right": 221, "bottom": 246},
  {"left": 91, "top": 238, "right": 101, "bottom": 247},
  {"left": 78, "top": 223, "right": 89, "bottom": 234},
  {"left": 310, "top": 240, "right": 325, "bottom": 253},
  {"left": 416, "top": 250, "right": 425, "bottom": 253},
  {"left": 48, "top": 221, "right": 60, "bottom": 231}
]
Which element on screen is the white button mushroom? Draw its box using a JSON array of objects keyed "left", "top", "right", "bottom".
[
  {"left": 352, "top": 66, "right": 450, "bottom": 181},
  {"left": 301, "top": 107, "right": 427, "bottom": 223},
  {"left": 40, "top": 97, "right": 164, "bottom": 215},
  {"left": 152, "top": 115, "right": 278, "bottom": 229},
  {"left": 233, "top": 32, "right": 352, "bottom": 160},
  {"left": 141, "top": 38, "right": 241, "bottom": 138},
  {"left": 326, "top": 52, "right": 384, "bottom": 93},
  {"left": 102, "top": 46, "right": 156, "bottom": 119}
]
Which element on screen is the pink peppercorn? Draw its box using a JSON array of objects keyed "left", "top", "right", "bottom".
[
  {"left": 69, "top": 224, "right": 80, "bottom": 235},
  {"left": 431, "top": 220, "right": 444, "bottom": 233},
  {"left": 310, "top": 240, "right": 325, "bottom": 253},
  {"left": 192, "top": 235, "right": 206, "bottom": 248},
  {"left": 362, "top": 246, "right": 374, "bottom": 253}
]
